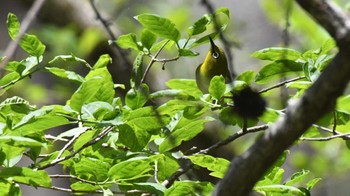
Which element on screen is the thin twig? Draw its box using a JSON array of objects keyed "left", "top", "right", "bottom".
[
  {"left": 17, "top": 180, "right": 146, "bottom": 194},
  {"left": 38, "top": 126, "right": 114, "bottom": 170},
  {"left": 1, "top": 0, "right": 46, "bottom": 75},
  {"left": 301, "top": 132, "right": 350, "bottom": 141},
  {"left": 49, "top": 174, "right": 109, "bottom": 185},
  {"left": 332, "top": 110, "right": 337, "bottom": 135},
  {"left": 89, "top": 0, "right": 132, "bottom": 69},
  {"left": 56, "top": 128, "right": 88, "bottom": 159},
  {"left": 141, "top": 40, "right": 170, "bottom": 83},
  {"left": 163, "top": 124, "right": 269, "bottom": 188},
  {"left": 259, "top": 76, "right": 305, "bottom": 94}
]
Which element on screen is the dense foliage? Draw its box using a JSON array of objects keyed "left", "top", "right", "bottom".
[{"left": 1, "top": 3, "right": 350, "bottom": 195}]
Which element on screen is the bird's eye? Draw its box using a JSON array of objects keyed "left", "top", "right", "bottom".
[{"left": 212, "top": 52, "right": 219, "bottom": 59}]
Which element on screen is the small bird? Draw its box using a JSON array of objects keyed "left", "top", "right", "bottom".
[{"left": 195, "top": 37, "right": 232, "bottom": 93}]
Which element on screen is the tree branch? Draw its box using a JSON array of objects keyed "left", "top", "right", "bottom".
[{"left": 213, "top": 1, "right": 350, "bottom": 195}]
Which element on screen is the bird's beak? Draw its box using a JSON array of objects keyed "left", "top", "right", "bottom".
[{"left": 209, "top": 37, "right": 217, "bottom": 53}]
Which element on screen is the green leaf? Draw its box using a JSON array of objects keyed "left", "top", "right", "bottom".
[
  {"left": 159, "top": 119, "right": 209, "bottom": 152},
  {"left": 236, "top": 71, "right": 256, "bottom": 85},
  {"left": 93, "top": 54, "right": 112, "bottom": 69},
  {"left": 19, "top": 56, "right": 42, "bottom": 76},
  {"left": 54, "top": 127, "right": 90, "bottom": 142},
  {"left": 306, "top": 178, "right": 321, "bottom": 190},
  {"left": 141, "top": 29, "right": 157, "bottom": 50},
  {"left": 125, "top": 84, "right": 149, "bottom": 109},
  {"left": 125, "top": 106, "right": 170, "bottom": 134},
  {"left": 188, "top": 14, "right": 211, "bottom": 36},
  {"left": 0, "top": 96, "right": 36, "bottom": 114},
  {"left": 209, "top": 75, "right": 226, "bottom": 100},
  {"left": 12, "top": 107, "right": 70, "bottom": 136},
  {"left": 255, "top": 184, "right": 305, "bottom": 195},
  {"left": 215, "top": 7, "right": 230, "bottom": 18},
  {"left": 73, "top": 130, "right": 96, "bottom": 151},
  {"left": 7, "top": 14, "right": 46, "bottom": 56},
  {"left": 178, "top": 48, "right": 199, "bottom": 56},
  {"left": 285, "top": 170, "right": 310, "bottom": 186},
  {"left": 0, "top": 72, "right": 20, "bottom": 92},
  {"left": 0, "top": 167, "right": 51, "bottom": 187},
  {"left": 336, "top": 95, "right": 350, "bottom": 114},
  {"left": 158, "top": 99, "right": 207, "bottom": 118},
  {"left": 45, "top": 67, "right": 84, "bottom": 83},
  {"left": 188, "top": 154, "right": 229, "bottom": 179},
  {"left": 48, "top": 54, "right": 91, "bottom": 69},
  {"left": 151, "top": 154, "right": 180, "bottom": 182},
  {"left": 116, "top": 33, "right": 142, "bottom": 51},
  {"left": 73, "top": 157, "right": 110, "bottom": 181},
  {"left": 166, "top": 79, "right": 202, "bottom": 98},
  {"left": 20, "top": 34, "right": 46, "bottom": 57},
  {"left": 81, "top": 101, "right": 116, "bottom": 121},
  {"left": 108, "top": 157, "right": 152, "bottom": 180},
  {"left": 118, "top": 124, "right": 151, "bottom": 151},
  {"left": 251, "top": 47, "right": 301, "bottom": 61},
  {"left": 135, "top": 14, "right": 180, "bottom": 42},
  {"left": 0, "top": 136, "right": 45, "bottom": 148},
  {"left": 259, "top": 108, "right": 280, "bottom": 123},
  {"left": 133, "top": 182, "right": 166, "bottom": 196},
  {"left": 319, "top": 38, "right": 336, "bottom": 55},
  {"left": 255, "top": 60, "right": 302, "bottom": 84},
  {"left": 165, "top": 181, "right": 213, "bottom": 196},
  {"left": 71, "top": 182, "right": 98, "bottom": 192},
  {"left": 131, "top": 52, "right": 144, "bottom": 88},
  {"left": 69, "top": 68, "right": 114, "bottom": 111},
  {"left": 7, "top": 13, "right": 20, "bottom": 39}
]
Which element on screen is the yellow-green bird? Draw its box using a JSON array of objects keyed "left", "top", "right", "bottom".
[{"left": 196, "top": 37, "right": 232, "bottom": 93}]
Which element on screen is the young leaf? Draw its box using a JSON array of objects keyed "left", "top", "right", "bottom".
[
  {"left": 118, "top": 124, "right": 151, "bottom": 151},
  {"left": 166, "top": 79, "right": 202, "bottom": 98},
  {"left": 159, "top": 119, "right": 209, "bottom": 153},
  {"left": 141, "top": 29, "right": 157, "bottom": 50},
  {"left": 116, "top": 33, "right": 142, "bottom": 51},
  {"left": 255, "top": 60, "right": 303, "bottom": 84},
  {"left": 125, "top": 106, "right": 170, "bottom": 134},
  {"left": 0, "top": 167, "right": 51, "bottom": 187},
  {"left": 209, "top": 75, "right": 226, "bottom": 100},
  {"left": 188, "top": 15, "right": 211, "bottom": 36},
  {"left": 165, "top": 181, "right": 213, "bottom": 196},
  {"left": 0, "top": 136, "right": 45, "bottom": 148},
  {"left": 7, "top": 13, "right": 20, "bottom": 39},
  {"left": 45, "top": 67, "right": 85, "bottom": 83},
  {"left": 125, "top": 84, "right": 149, "bottom": 110},
  {"left": 188, "top": 154, "right": 230, "bottom": 179},
  {"left": 285, "top": 170, "right": 310, "bottom": 186},
  {"left": 69, "top": 67, "right": 114, "bottom": 111},
  {"left": 178, "top": 48, "right": 199, "bottom": 56},
  {"left": 135, "top": 14, "right": 181, "bottom": 42},
  {"left": 48, "top": 54, "right": 91, "bottom": 69},
  {"left": 251, "top": 47, "right": 301, "bottom": 61},
  {"left": 131, "top": 52, "right": 144, "bottom": 88},
  {"left": 20, "top": 34, "right": 46, "bottom": 57},
  {"left": 7, "top": 14, "right": 46, "bottom": 57},
  {"left": 93, "top": 54, "right": 112, "bottom": 69},
  {"left": 108, "top": 157, "right": 152, "bottom": 181},
  {"left": 236, "top": 71, "right": 256, "bottom": 85}
]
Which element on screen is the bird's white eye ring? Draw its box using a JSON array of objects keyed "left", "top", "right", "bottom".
[{"left": 212, "top": 52, "right": 219, "bottom": 59}]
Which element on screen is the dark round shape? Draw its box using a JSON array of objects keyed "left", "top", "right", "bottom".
[{"left": 233, "top": 87, "right": 266, "bottom": 118}]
